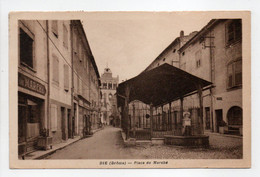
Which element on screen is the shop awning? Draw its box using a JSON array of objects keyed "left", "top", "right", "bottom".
[{"left": 117, "top": 63, "right": 212, "bottom": 107}]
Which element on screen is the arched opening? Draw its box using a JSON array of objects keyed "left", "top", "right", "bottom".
[{"left": 227, "top": 106, "right": 242, "bottom": 126}]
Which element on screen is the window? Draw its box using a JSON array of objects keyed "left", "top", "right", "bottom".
[
  {"left": 173, "top": 49, "right": 176, "bottom": 53},
  {"left": 52, "top": 20, "right": 58, "bottom": 38},
  {"left": 108, "top": 83, "right": 112, "bottom": 89},
  {"left": 103, "top": 83, "right": 107, "bottom": 89},
  {"left": 74, "top": 73, "right": 77, "bottom": 92},
  {"left": 50, "top": 104, "right": 58, "bottom": 131},
  {"left": 19, "top": 28, "right": 34, "bottom": 68},
  {"left": 64, "top": 64, "right": 69, "bottom": 91},
  {"left": 163, "top": 58, "right": 166, "bottom": 62},
  {"left": 52, "top": 55, "right": 59, "bottom": 84},
  {"left": 113, "top": 83, "right": 117, "bottom": 89},
  {"left": 63, "top": 24, "right": 68, "bottom": 48},
  {"left": 195, "top": 50, "right": 202, "bottom": 68},
  {"left": 79, "top": 79, "right": 82, "bottom": 95},
  {"left": 77, "top": 77, "right": 80, "bottom": 93},
  {"left": 182, "top": 52, "right": 185, "bottom": 56},
  {"left": 196, "top": 60, "right": 201, "bottom": 68},
  {"left": 227, "top": 59, "right": 242, "bottom": 88},
  {"left": 226, "top": 19, "right": 242, "bottom": 46}
]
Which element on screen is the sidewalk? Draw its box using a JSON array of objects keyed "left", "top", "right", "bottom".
[
  {"left": 22, "top": 136, "right": 81, "bottom": 160},
  {"left": 22, "top": 127, "right": 104, "bottom": 160}
]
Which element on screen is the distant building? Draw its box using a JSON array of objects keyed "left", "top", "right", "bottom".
[
  {"left": 100, "top": 67, "right": 119, "bottom": 125},
  {"left": 144, "top": 30, "right": 198, "bottom": 71}
]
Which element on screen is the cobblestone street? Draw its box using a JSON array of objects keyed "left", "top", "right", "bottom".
[
  {"left": 45, "top": 126, "right": 242, "bottom": 159},
  {"left": 128, "top": 134, "right": 242, "bottom": 159}
]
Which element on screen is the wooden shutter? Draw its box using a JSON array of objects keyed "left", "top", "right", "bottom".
[
  {"left": 64, "top": 64, "right": 69, "bottom": 91},
  {"left": 235, "top": 60, "right": 242, "bottom": 86},
  {"left": 50, "top": 104, "right": 58, "bottom": 131},
  {"left": 52, "top": 55, "right": 59, "bottom": 84}
]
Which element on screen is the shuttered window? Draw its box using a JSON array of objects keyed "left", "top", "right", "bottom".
[
  {"left": 227, "top": 59, "right": 242, "bottom": 89},
  {"left": 19, "top": 27, "right": 34, "bottom": 68},
  {"left": 52, "top": 55, "right": 59, "bottom": 84},
  {"left": 63, "top": 24, "right": 68, "bottom": 48},
  {"left": 64, "top": 64, "right": 69, "bottom": 91},
  {"left": 50, "top": 104, "right": 58, "bottom": 131},
  {"left": 195, "top": 50, "right": 202, "bottom": 68},
  {"left": 74, "top": 73, "right": 77, "bottom": 92},
  {"left": 226, "top": 19, "right": 242, "bottom": 46}
]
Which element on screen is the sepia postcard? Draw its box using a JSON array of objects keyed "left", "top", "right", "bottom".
[{"left": 9, "top": 11, "right": 251, "bottom": 169}]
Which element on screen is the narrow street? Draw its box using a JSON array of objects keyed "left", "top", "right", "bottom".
[{"left": 45, "top": 126, "right": 138, "bottom": 159}]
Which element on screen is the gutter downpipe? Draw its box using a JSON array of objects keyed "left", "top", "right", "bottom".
[
  {"left": 70, "top": 21, "right": 74, "bottom": 138},
  {"left": 46, "top": 20, "right": 50, "bottom": 133},
  {"left": 209, "top": 29, "right": 215, "bottom": 133}
]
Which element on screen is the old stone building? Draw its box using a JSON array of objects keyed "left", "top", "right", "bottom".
[
  {"left": 144, "top": 19, "right": 242, "bottom": 135},
  {"left": 18, "top": 20, "right": 49, "bottom": 155},
  {"left": 100, "top": 67, "right": 119, "bottom": 125},
  {"left": 71, "top": 20, "right": 101, "bottom": 137},
  {"left": 178, "top": 19, "right": 242, "bottom": 134},
  {"left": 18, "top": 20, "right": 101, "bottom": 157},
  {"left": 48, "top": 20, "right": 73, "bottom": 144}
]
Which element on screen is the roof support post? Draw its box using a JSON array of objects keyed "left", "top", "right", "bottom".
[
  {"left": 180, "top": 97, "right": 184, "bottom": 123},
  {"left": 169, "top": 102, "right": 172, "bottom": 131},
  {"left": 125, "top": 85, "right": 130, "bottom": 139},
  {"left": 197, "top": 84, "right": 204, "bottom": 135},
  {"left": 161, "top": 105, "right": 164, "bottom": 131},
  {"left": 132, "top": 103, "right": 136, "bottom": 138},
  {"left": 150, "top": 103, "right": 153, "bottom": 139}
]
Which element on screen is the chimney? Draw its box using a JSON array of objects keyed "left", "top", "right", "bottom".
[{"left": 180, "top": 30, "right": 184, "bottom": 37}]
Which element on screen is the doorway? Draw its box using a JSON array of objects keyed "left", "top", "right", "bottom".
[
  {"left": 61, "top": 107, "right": 66, "bottom": 140},
  {"left": 215, "top": 109, "right": 223, "bottom": 133},
  {"left": 205, "top": 107, "right": 210, "bottom": 130},
  {"left": 67, "top": 109, "right": 71, "bottom": 138}
]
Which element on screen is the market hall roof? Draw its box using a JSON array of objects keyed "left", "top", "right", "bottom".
[{"left": 117, "top": 63, "right": 212, "bottom": 107}]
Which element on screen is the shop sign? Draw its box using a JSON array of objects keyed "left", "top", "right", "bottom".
[{"left": 18, "top": 73, "right": 46, "bottom": 95}]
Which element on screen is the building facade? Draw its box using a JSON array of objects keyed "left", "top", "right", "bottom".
[
  {"left": 178, "top": 19, "right": 242, "bottom": 134},
  {"left": 18, "top": 20, "right": 49, "bottom": 155},
  {"left": 18, "top": 20, "right": 101, "bottom": 157},
  {"left": 100, "top": 67, "right": 119, "bottom": 125},
  {"left": 144, "top": 19, "right": 242, "bottom": 135},
  {"left": 71, "top": 20, "right": 101, "bottom": 137}
]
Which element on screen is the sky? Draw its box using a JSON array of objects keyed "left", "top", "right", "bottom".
[{"left": 83, "top": 12, "right": 212, "bottom": 83}]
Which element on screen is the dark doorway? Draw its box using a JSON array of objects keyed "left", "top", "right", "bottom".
[
  {"left": 227, "top": 106, "right": 242, "bottom": 126},
  {"left": 205, "top": 107, "right": 210, "bottom": 130},
  {"left": 67, "top": 109, "right": 72, "bottom": 138},
  {"left": 215, "top": 109, "right": 223, "bottom": 133},
  {"left": 61, "top": 107, "right": 66, "bottom": 140},
  {"left": 18, "top": 105, "right": 27, "bottom": 144}
]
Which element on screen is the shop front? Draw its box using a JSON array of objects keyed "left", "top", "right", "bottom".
[{"left": 18, "top": 73, "right": 47, "bottom": 156}]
